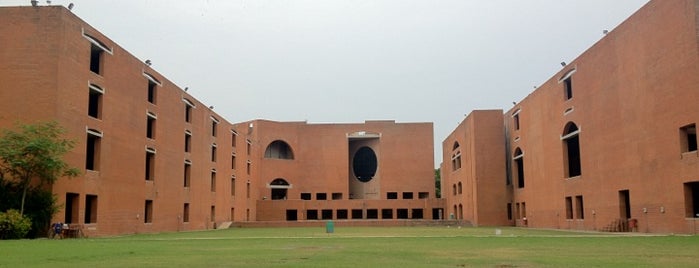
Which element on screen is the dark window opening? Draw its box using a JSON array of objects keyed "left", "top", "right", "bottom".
[
  {"left": 210, "top": 171, "right": 216, "bottom": 192},
  {"left": 387, "top": 192, "right": 398, "bottom": 199},
  {"left": 147, "top": 81, "right": 157, "bottom": 104},
  {"left": 412, "top": 209, "right": 423, "bottom": 219},
  {"left": 246, "top": 141, "right": 251, "bottom": 155},
  {"left": 351, "top": 209, "right": 363, "bottom": 219},
  {"left": 322, "top": 209, "right": 333, "bottom": 220},
  {"left": 563, "top": 123, "right": 582, "bottom": 177},
  {"left": 432, "top": 208, "right": 442, "bottom": 220},
  {"left": 231, "top": 178, "right": 235, "bottom": 196},
  {"left": 88, "top": 86, "right": 102, "bottom": 119},
  {"left": 564, "top": 77, "right": 573, "bottom": 100},
  {"left": 185, "top": 105, "right": 192, "bottom": 123},
  {"left": 316, "top": 193, "right": 327, "bottom": 200},
  {"left": 402, "top": 192, "right": 413, "bottom": 199},
  {"left": 418, "top": 192, "right": 429, "bottom": 199},
  {"left": 231, "top": 132, "right": 237, "bottom": 147},
  {"left": 89, "top": 44, "right": 103, "bottom": 74},
  {"left": 332, "top": 193, "right": 343, "bottom": 200},
  {"left": 183, "top": 163, "right": 191, "bottom": 187},
  {"left": 337, "top": 209, "right": 348, "bottom": 219},
  {"left": 211, "top": 120, "right": 218, "bottom": 137},
  {"left": 146, "top": 116, "right": 156, "bottom": 139},
  {"left": 396, "top": 209, "right": 409, "bottom": 219},
  {"left": 458, "top": 204, "right": 463, "bottom": 219},
  {"left": 521, "top": 202, "right": 526, "bottom": 218},
  {"left": 286, "top": 210, "right": 297, "bottom": 221},
  {"left": 264, "top": 140, "right": 294, "bottom": 159},
  {"left": 211, "top": 206, "right": 216, "bottom": 222},
  {"left": 306, "top": 210, "right": 318, "bottom": 220},
  {"left": 86, "top": 131, "right": 101, "bottom": 171},
  {"left": 575, "top": 195, "right": 584, "bottom": 219},
  {"left": 684, "top": 182, "right": 699, "bottom": 218},
  {"left": 246, "top": 162, "right": 251, "bottom": 175},
  {"left": 145, "top": 151, "right": 155, "bottom": 181},
  {"left": 84, "top": 195, "right": 98, "bottom": 224},
  {"left": 301, "top": 193, "right": 311, "bottom": 200},
  {"left": 381, "top": 209, "right": 393, "bottom": 219},
  {"left": 366, "top": 209, "right": 378, "bottom": 219},
  {"left": 458, "top": 182, "right": 463, "bottom": 194},
  {"left": 507, "top": 203, "right": 513, "bottom": 220},
  {"left": 270, "top": 178, "right": 289, "bottom": 200},
  {"left": 565, "top": 197, "right": 573, "bottom": 220},
  {"left": 513, "top": 113, "right": 520, "bottom": 130},
  {"left": 231, "top": 154, "right": 236, "bottom": 169},
  {"left": 64, "top": 193, "right": 79, "bottom": 224},
  {"left": 619, "top": 190, "right": 631, "bottom": 219},
  {"left": 353, "top": 146, "right": 377, "bottom": 182},
  {"left": 514, "top": 148, "right": 524, "bottom": 188},
  {"left": 144, "top": 200, "right": 153, "bottom": 223},
  {"left": 680, "top": 124, "right": 697, "bottom": 153},
  {"left": 183, "top": 203, "right": 190, "bottom": 223},
  {"left": 246, "top": 182, "right": 250, "bottom": 199},
  {"left": 211, "top": 145, "right": 217, "bottom": 162},
  {"left": 451, "top": 152, "right": 462, "bottom": 171},
  {"left": 452, "top": 184, "right": 457, "bottom": 196},
  {"left": 184, "top": 133, "right": 191, "bottom": 152}
]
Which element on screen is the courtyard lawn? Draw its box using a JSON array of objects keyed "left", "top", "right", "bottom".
[{"left": 0, "top": 226, "right": 697, "bottom": 267}]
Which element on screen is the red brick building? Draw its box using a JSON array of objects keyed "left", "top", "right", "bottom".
[
  {"left": 443, "top": 0, "right": 699, "bottom": 233},
  {"left": 0, "top": 6, "right": 443, "bottom": 236}
]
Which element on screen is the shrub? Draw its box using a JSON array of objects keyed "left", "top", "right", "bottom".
[{"left": 0, "top": 209, "right": 32, "bottom": 239}]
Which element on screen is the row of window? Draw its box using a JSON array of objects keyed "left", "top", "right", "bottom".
[
  {"left": 285, "top": 208, "right": 437, "bottom": 221},
  {"left": 452, "top": 182, "right": 462, "bottom": 196},
  {"left": 506, "top": 202, "right": 526, "bottom": 221}
]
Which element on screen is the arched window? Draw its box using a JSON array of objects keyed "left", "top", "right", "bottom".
[
  {"left": 270, "top": 178, "right": 290, "bottom": 200},
  {"left": 264, "top": 140, "right": 294, "bottom": 159},
  {"left": 457, "top": 182, "right": 463, "bottom": 194},
  {"left": 562, "top": 122, "right": 582, "bottom": 177},
  {"left": 452, "top": 184, "right": 457, "bottom": 196},
  {"left": 513, "top": 148, "right": 524, "bottom": 188},
  {"left": 451, "top": 141, "right": 462, "bottom": 171},
  {"left": 458, "top": 204, "right": 463, "bottom": 220}
]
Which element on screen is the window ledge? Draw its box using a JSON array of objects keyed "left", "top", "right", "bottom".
[
  {"left": 565, "top": 175, "right": 582, "bottom": 180},
  {"left": 681, "top": 151, "right": 698, "bottom": 159}
]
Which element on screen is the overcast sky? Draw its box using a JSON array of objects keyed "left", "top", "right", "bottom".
[{"left": 4, "top": 0, "right": 649, "bottom": 167}]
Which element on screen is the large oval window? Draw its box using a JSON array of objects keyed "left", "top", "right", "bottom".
[{"left": 353, "top": 146, "right": 377, "bottom": 182}]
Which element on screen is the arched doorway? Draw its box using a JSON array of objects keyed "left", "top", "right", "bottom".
[{"left": 270, "top": 178, "right": 290, "bottom": 200}]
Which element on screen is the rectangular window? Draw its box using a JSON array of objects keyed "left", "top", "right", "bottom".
[
  {"left": 332, "top": 193, "right": 343, "bottom": 200},
  {"left": 146, "top": 113, "right": 156, "bottom": 139},
  {"left": 680, "top": 124, "right": 697, "bottom": 153},
  {"left": 246, "top": 182, "right": 250, "bottom": 199},
  {"left": 322, "top": 209, "right": 333, "bottom": 220},
  {"left": 564, "top": 77, "right": 573, "bottom": 100},
  {"left": 351, "top": 209, "right": 363, "bottom": 219},
  {"left": 210, "top": 206, "right": 216, "bottom": 223},
  {"left": 88, "top": 85, "right": 103, "bottom": 119},
  {"left": 387, "top": 192, "right": 398, "bottom": 199},
  {"left": 515, "top": 203, "right": 521, "bottom": 219},
  {"left": 185, "top": 105, "right": 193, "bottom": 123},
  {"left": 85, "top": 194, "right": 98, "bottom": 224},
  {"left": 402, "top": 192, "right": 414, "bottom": 199},
  {"left": 337, "top": 209, "right": 348, "bottom": 220},
  {"left": 396, "top": 209, "right": 409, "bottom": 219},
  {"left": 211, "top": 144, "right": 217, "bottom": 162},
  {"left": 210, "top": 171, "right": 216, "bottom": 192},
  {"left": 246, "top": 161, "right": 251, "bottom": 175},
  {"left": 246, "top": 140, "right": 251, "bottom": 155},
  {"left": 565, "top": 197, "right": 573, "bottom": 220},
  {"left": 90, "top": 44, "right": 103, "bottom": 74},
  {"left": 512, "top": 110, "right": 521, "bottom": 131},
  {"left": 301, "top": 193, "right": 311, "bottom": 200},
  {"left": 211, "top": 119, "right": 218, "bottom": 137},
  {"left": 145, "top": 150, "right": 155, "bottom": 181},
  {"left": 521, "top": 202, "right": 526, "bottom": 218},
  {"left": 575, "top": 195, "right": 584, "bottom": 219},
  {"left": 147, "top": 80, "right": 157, "bottom": 104},
  {"left": 316, "top": 193, "right": 327, "bottom": 200},
  {"left": 306, "top": 210, "right": 318, "bottom": 220},
  {"left": 183, "top": 162, "right": 191, "bottom": 187},
  {"left": 418, "top": 192, "right": 429, "bottom": 199},
  {"left": 684, "top": 182, "right": 699, "bottom": 218},
  {"left": 382, "top": 209, "right": 393, "bottom": 219},
  {"left": 65, "top": 193, "right": 80, "bottom": 224},
  {"left": 184, "top": 132, "right": 191, "bottom": 153},
  {"left": 412, "top": 209, "right": 424, "bottom": 219},
  {"left": 144, "top": 200, "right": 153, "bottom": 223},
  {"left": 231, "top": 131, "right": 237, "bottom": 147},
  {"left": 507, "top": 203, "right": 513, "bottom": 220},
  {"left": 286, "top": 210, "right": 297, "bottom": 221},
  {"left": 231, "top": 154, "right": 236, "bottom": 169},
  {"left": 366, "top": 209, "right": 378, "bottom": 219},
  {"left": 183, "top": 203, "right": 190, "bottom": 223},
  {"left": 86, "top": 130, "right": 101, "bottom": 171}
]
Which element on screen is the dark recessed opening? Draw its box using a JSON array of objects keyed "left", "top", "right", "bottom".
[{"left": 353, "top": 146, "right": 377, "bottom": 182}]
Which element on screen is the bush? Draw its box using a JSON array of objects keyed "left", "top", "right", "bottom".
[
  {"left": 0, "top": 179, "right": 57, "bottom": 238},
  {"left": 0, "top": 209, "right": 32, "bottom": 239}
]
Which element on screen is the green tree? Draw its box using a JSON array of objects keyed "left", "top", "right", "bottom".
[
  {"left": 0, "top": 121, "right": 79, "bottom": 216},
  {"left": 435, "top": 168, "right": 441, "bottom": 198}
]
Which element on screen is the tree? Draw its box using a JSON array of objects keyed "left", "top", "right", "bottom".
[
  {"left": 0, "top": 121, "right": 79, "bottom": 216},
  {"left": 434, "top": 168, "right": 441, "bottom": 198}
]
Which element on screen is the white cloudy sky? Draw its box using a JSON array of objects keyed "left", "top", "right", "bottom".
[{"left": 4, "top": 0, "right": 649, "bottom": 166}]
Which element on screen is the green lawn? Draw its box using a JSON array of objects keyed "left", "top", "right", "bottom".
[{"left": 1, "top": 226, "right": 697, "bottom": 267}]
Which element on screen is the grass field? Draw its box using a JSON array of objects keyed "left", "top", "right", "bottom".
[{"left": 1, "top": 226, "right": 697, "bottom": 267}]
